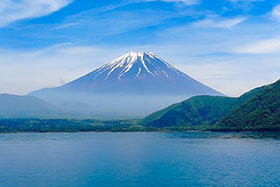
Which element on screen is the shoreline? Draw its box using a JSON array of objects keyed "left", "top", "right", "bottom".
[
  {"left": 1, "top": 118, "right": 280, "bottom": 134},
  {"left": 1, "top": 129, "right": 280, "bottom": 134}
]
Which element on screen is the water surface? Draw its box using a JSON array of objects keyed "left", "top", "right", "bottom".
[{"left": 0, "top": 132, "right": 280, "bottom": 186}]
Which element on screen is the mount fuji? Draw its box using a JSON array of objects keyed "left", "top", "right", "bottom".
[{"left": 30, "top": 51, "right": 223, "bottom": 118}]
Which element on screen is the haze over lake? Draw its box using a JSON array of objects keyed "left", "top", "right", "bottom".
[{"left": 1, "top": 132, "right": 280, "bottom": 186}]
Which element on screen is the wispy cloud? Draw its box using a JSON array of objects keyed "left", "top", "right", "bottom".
[
  {"left": 272, "top": 4, "right": 280, "bottom": 20},
  {"left": 232, "top": 37, "right": 280, "bottom": 54},
  {"left": 227, "top": 0, "right": 264, "bottom": 12},
  {"left": 228, "top": 0, "right": 264, "bottom": 2},
  {"left": 144, "top": 0, "right": 199, "bottom": 5},
  {"left": 56, "top": 5, "right": 196, "bottom": 37},
  {"left": 71, "top": 0, "right": 198, "bottom": 18},
  {"left": 61, "top": 0, "right": 199, "bottom": 33},
  {"left": 0, "top": 0, "right": 72, "bottom": 27},
  {"left": 0, "top": 44, "right": 112, "bottom": 94},
  {"left": 194, "top": 16, "right": 246, "bottom": 29},
  {"left": 53, "top": 22, "right": 80, "bottom": 30}
]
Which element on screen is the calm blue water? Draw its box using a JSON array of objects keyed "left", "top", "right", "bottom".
[{"left": 0, "top": 132, "right": 280, "bottom": 186}]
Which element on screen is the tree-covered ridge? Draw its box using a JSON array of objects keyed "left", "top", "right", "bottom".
[
  {"left": 141, "top": 96, "right": 236, "bottom": 127},
  {"left": 0, "top": 119, "right": 153, "bottom": 133},
  {"left": 213, "top": 80, "right": 280, "bottom": 131},
  {"left": 140, "top": 85, "right": 266, "bottom": 128}
]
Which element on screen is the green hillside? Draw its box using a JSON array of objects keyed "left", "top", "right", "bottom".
[
  {"left": 140, "top": 86, "right": 266, "bottom": 129},
  {"left": 213, "top": 80, "right": 280, "bottom": 131}
]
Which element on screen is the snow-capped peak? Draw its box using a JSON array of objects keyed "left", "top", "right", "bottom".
[
  {"left": 89, "top": 51, "right": 186, "bottom": 81},
  {"left": 108, "top": 51, "right": 158, "bottom": 66},
  {"left": 53, "top": 51, "right": 222, "bottom": 98}
]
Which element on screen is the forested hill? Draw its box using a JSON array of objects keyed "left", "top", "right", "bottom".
[
  {"left": 213, "top": 79, "right": 280, "bottom": 131},
  {"left": 140, "top": 85, "right": 266, "bottom": 129}
]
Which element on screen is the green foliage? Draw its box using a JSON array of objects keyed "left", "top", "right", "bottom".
[
  {"left": 140, "top": 85, "right": 266, "bottom": 129},
  {"left": 0, "top": 119, "right": 147, "bottom": 133},
  {"left": 213, "top": 80, "right": 280, "bottom": 131}
]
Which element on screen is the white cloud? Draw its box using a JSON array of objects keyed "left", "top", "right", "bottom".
[
  {"left": 272, "top": 4, "right": 280, "bottom": 20},
  {"left": 228, "top": 0, "right": 264, "bottom": 2},
  {"left": 0, "top": 0, "right": 72, "bottom": 27},
  {"left": 232, "top": 37, "right": 280, "bottom": 54},
  {"left": 53, "top": 22, "right": 80, "bottom": 30},
  {"left": 60, "top": 7, "right": 192, "bottom": 36},
  {"left": 0, "top": 44, "right": 124, "bottom": 95},
  {"left": 194, "top": 17, "right": 246, "bottom": 29},
  {"left": 144, "top": 0, "right": 199, "bottom": 5}
]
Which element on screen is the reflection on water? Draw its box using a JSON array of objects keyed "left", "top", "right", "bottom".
[
  {"left": 0, "top": 132, "right": 280, "bottom": 186},
  {"left": 164, "top": 131, "right": 280, "bottom": 140}
]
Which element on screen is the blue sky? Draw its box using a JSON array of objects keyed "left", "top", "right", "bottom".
[{"left": 1, "top": 0, "right": 280, "bottom": 96}]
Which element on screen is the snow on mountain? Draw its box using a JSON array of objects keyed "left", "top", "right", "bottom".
[
  {"left": 87, "top": 51, "right": 187, "bottom": 81},
  {"left": 29, "top": 51, "right": 223, "bottom": 118},
  {"left": 59, "top": 51, "right": 222, "bottom": 95}
]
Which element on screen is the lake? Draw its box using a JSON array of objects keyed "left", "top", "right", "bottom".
[{"left": 0, "top": 132, "right": 280, "bottom": 186}]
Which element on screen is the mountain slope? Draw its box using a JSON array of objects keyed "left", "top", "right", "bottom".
[
  {"left": 213, "top": 79, "right": 280, "bottom": 131},
  {"left": 141, "top": 86, "right": 266, "bottom": 128},
  {"left": 30, "top": 51, "right": 223, "bottom": 117},
  {"left": 0, "top": 94, "right": 58, "bottom": 118},
  {"left": 32, "top": 51, "right": 222, "bottom": 95}
]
